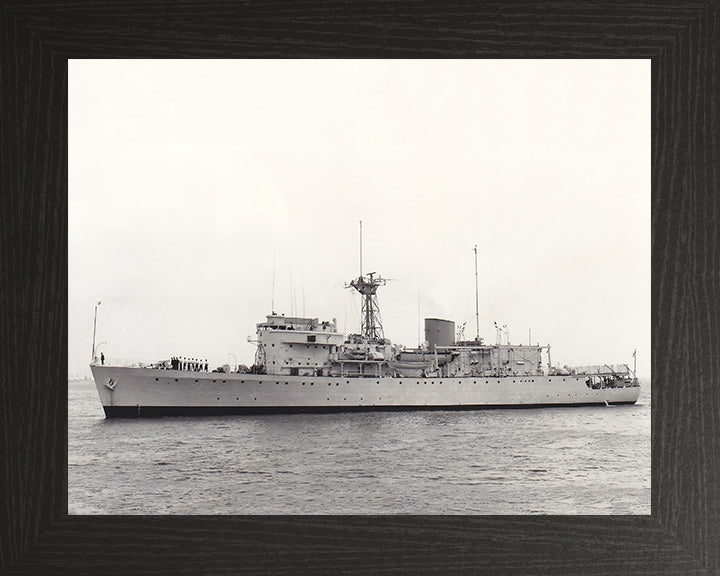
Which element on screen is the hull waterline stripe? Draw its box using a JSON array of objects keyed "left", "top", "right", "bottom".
[{"left": 103, "top": 401, "right": 638, "bottom": 418}]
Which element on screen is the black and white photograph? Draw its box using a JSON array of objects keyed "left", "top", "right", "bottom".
[{"left": 68, "top": 59, "right": 650, "bottom": 515}]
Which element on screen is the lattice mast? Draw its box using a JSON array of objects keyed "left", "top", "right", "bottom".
[{"left": 348, "top": 221, "right": 387, "bottom": 342}]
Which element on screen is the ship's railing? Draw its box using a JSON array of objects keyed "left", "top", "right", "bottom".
[
  {"left": 91, "top": 357, "right": 175, "bottom": 369},
  {"left": 568, "top": 364, "right": 631, "bottom": 375},
  {"left": 91, "top": 357, "right": 230, "bottom": 372}
]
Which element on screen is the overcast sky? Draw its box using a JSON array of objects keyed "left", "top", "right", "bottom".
[{"left": 69, "top": 59, "right": 650, "bottom": 378}]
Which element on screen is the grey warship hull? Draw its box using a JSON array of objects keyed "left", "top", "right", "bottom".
[{"left": 91, "top": 365, "right": 640, "bottom": 418}]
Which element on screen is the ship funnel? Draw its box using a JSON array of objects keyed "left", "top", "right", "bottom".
[{"left": 424, "top": 318, "right": 455, "bottom": 350}]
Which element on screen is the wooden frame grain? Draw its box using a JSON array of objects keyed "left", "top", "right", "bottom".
[{"left": 1, "top": 1, "right": 718, "bottom": 574}]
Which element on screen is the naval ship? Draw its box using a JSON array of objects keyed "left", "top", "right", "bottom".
[{"left": 90, "top": 244, "right": 641, "bottom": 417}]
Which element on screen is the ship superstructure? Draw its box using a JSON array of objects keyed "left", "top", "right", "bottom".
[{"left": 251, "top": 281, "right": 630, "bottom": 384}]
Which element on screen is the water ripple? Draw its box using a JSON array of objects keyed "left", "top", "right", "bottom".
[{"left": 69, "top": 379, "right": 651, "bottom": 514}]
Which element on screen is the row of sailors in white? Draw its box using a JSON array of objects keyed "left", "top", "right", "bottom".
[{"left": 171, "top": 356, "right": 208, "bottom": 372}]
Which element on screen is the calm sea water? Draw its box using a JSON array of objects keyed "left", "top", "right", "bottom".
[{"left": 68, "top": 378, "right": 650, "bottom": 514}]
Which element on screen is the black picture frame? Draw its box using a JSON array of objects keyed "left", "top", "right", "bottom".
[{"left": 2, "top": 1, "right": 718, "bottom": 574}]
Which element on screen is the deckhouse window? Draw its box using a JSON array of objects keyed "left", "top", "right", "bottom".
[{"left": 307, "top": 335, "right": 316, "bottom": 342}]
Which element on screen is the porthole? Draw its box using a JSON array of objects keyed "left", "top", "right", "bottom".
[
  {"left": 216, "top": 397, "right": 220, "bottom": 400},
  {"left": 328, "top": 383, "right": 331, "bottom": 386},
  {"left": 195, "top": 379, "right": 198, "bottom": 382},
  {"left": 174, "top": 378, "right": 178, "bottom": 382},
  {"left": 241, "top": 380, "right": 244, "bottom": 384},
  {"left": 213, "top": 380, "right": 216, "bottom": 383},
  {"left": 235, "top": 397, "right": 238, "bottom": 400},
  {"left": 336, "top": 383, "right": 339, "bottom": 386},
  {"left": 155, "top": 378, "right": 159, "bottom": 381},
  {"left": 302, "top": 383, "right": 305, "bottom": 386},
  {"left": 222, "top": 380, "right": 226, "bottom": 383},
  {"left": 310, "top": 383, "right": 314, "bottom": 386}
]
